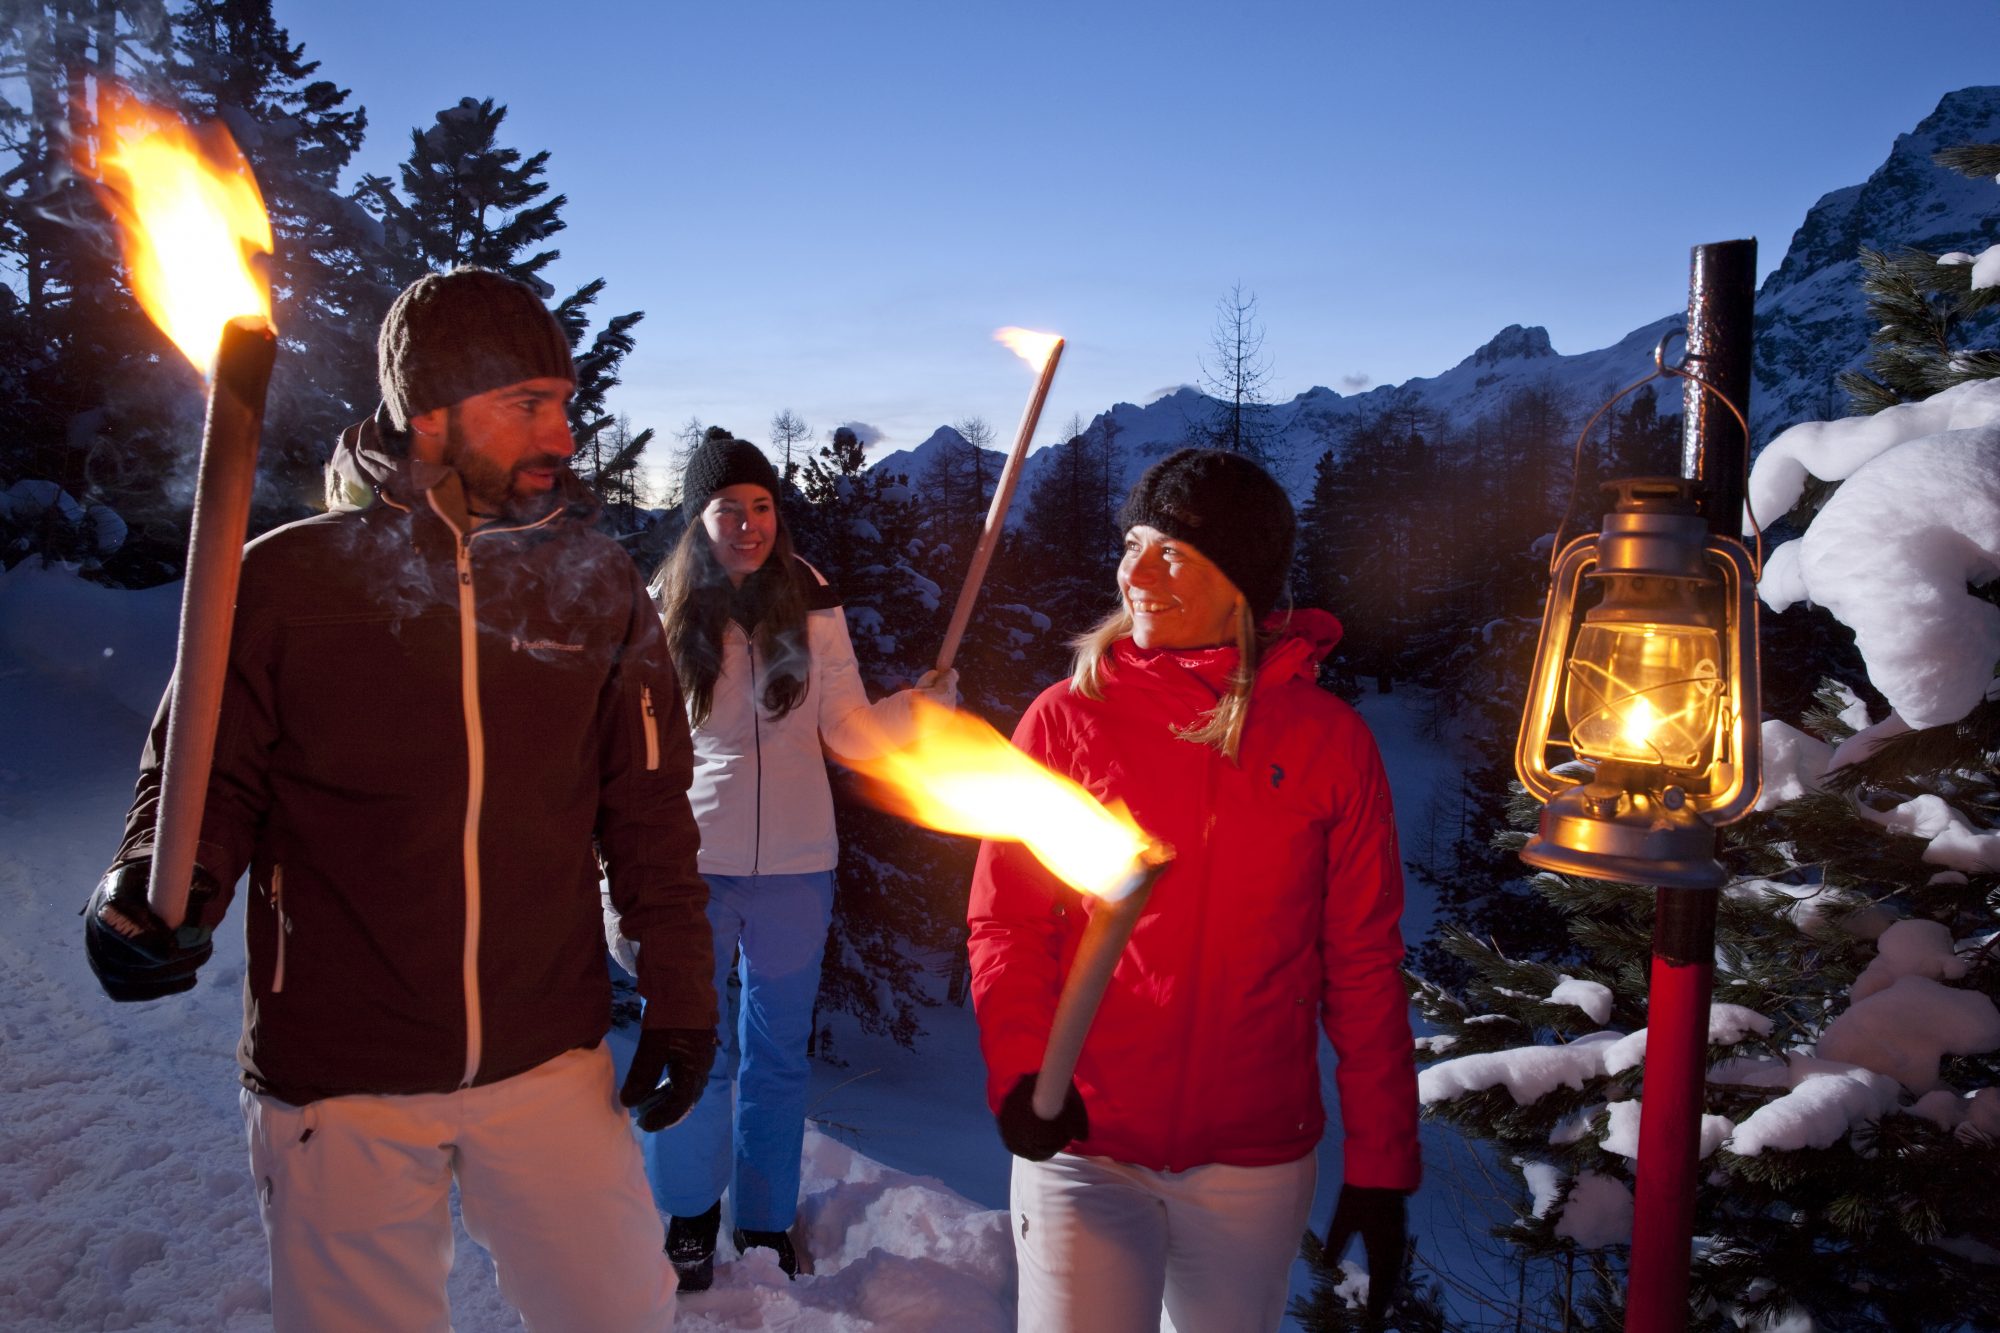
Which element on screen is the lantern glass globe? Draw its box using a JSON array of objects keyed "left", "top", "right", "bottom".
[{"left": 1564, "top": 620, "right": 1721, "bottom": 770}]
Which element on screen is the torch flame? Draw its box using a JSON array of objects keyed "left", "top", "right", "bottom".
[
  {"left": 83, "top": 88, "right": 273, "bottom": 375},
  {"left": 995, "top": 326, "right": 1063, "bottom": 374},
  {"left": 848, "top": 696, "right": 1152, "bottom": 899}
]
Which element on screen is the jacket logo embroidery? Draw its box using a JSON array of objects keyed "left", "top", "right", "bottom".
[
  {"left": 511, "top": 635, "right": 583, "bottom": 654},
  {"left": 1270, "top": 763, "right": 1285, "bottom": 789}
]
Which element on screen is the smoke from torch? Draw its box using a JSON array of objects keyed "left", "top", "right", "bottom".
[{"left": 84, "top": 88, "right": 277, "bottom": 930}]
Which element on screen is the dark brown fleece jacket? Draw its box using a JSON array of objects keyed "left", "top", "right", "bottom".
[{"left": 116, "top": 414, "right": 714, "bottom": 1104}]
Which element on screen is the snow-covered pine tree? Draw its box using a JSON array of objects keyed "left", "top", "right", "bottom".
[
  {"left": 1379, "top": 151, "right": 2000, "bottom": 1333},
  {"left": 0, "top": 4, "right": 184, "bottom": 584}
]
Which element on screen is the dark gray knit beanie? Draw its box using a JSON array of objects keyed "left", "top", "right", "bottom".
[
  {"left": 1116, "top": 448, "right": 1296, "bottom": 620},
  {"left": 682, "top": 427, "right": 781, "bottom": 518},
  {"left": 377, "top": 268, "right": 575, "bottom": 429}
]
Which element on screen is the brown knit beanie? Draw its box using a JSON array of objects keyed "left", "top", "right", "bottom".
[
  {"left": 377, "top": 268, "right": 575, "bottom": 429},
  {"left": 1116, "top": 448, "right": 1296, "bottom": 620}
]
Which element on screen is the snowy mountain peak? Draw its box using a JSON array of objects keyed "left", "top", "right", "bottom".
[
  {"left": 1764, "top": 85, "right": 2000, "bottom": 299},
  {"left": 870, "top": 423, "right": 1009, "bottom": 484},
  {"left": 1463, "top": 324, "right": 1557, "bottom": 369},
  {"left": 879, "top": 87, "right": 2000, "bottom": 500},
  {"left": 1753, "top": 86, "right": 2000, "bottom": 437}
]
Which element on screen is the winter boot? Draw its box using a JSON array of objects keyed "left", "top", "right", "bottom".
[
  {"left": 732, "top": 1225, "right": 799, "bottom": 1279},
  {"left": 667, "top": 1201, "right": 721, "bottom": 1293}
]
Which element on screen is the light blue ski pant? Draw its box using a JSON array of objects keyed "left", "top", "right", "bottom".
[{"left": 643, "top": 870, "right": 835, "bottom": 1231}]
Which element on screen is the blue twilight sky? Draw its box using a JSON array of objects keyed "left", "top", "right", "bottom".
[{"left": 279, "top": 0, "right": 2000, "bottom": 467}]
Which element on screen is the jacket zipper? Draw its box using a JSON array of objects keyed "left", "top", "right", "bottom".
[
  {"left": 642, "top": 685, "right": 660, "bottom": 771},
  {"left": 430, "top": 494, "right": 489, "bottom": 1089},
  {"left": 1164, "top": 743, "right": 1223, "bottom": 1168},
  {"left": 748, "top": 635, "right": 763, "bottom": 874},
  {"left": 419, "top": 493, "right": 560, "bottom": 1090},
  {"left": 270, "top": 864, "right": 286, "bottom": 993}
]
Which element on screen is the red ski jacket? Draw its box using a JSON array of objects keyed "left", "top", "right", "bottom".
[{"left": 967, "top": 610, "right": 1421, "bottom": 1188}]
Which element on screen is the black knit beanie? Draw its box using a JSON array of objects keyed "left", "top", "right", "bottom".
[
  {"left": 1116, "top": 448, "right": 1296, "bottom": 620},
  {"left": 377, "top": 268, "right": 575, "bottom": 429},
  {"left": 682, "top": 427, "right": 782, "bottom": 518}
]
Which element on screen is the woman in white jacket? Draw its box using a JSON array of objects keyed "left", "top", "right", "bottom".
[{"left": 638, "top": 429, "right": 953, "bottom": 1291}]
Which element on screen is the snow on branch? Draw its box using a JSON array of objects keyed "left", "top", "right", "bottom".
[
  {"left": 1750, "top": 384, "right": 2000, "bottom": 729},
  {"left": 1418, "top": 1030, "right": 1622, "bottom": 1106}
]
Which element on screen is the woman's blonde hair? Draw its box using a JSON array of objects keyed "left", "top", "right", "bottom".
[{"left": 1070, "top": 598, "right": 1270, "bottom": 764}]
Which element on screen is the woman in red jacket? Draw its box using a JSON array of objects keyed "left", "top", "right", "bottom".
[{"left": 966, "top": 449, "right": 1420, "bottom": 1332}]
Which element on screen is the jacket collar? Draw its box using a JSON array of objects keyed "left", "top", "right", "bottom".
[
  {"left": 325, "top": 401, "right": 600, "bottom": 538},
  {"left": 1109, "top": 607, "right": 1345, "bottom": 696}
]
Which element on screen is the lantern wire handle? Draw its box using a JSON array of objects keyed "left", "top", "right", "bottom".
[
  {"left": 1548, "top": 332, "right": 1672, "bottom": 569},
  {"left": 1548, "top": 327, "right": 1763, "bottom": 576}
]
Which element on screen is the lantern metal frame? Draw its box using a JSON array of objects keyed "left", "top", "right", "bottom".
[{"left": 1515, "top": 477, "right": 1761, "bottom": 889}]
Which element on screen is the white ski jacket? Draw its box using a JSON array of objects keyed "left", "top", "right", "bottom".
[{"left": 688, "top": 560, "right": 917, "bottom": 877}]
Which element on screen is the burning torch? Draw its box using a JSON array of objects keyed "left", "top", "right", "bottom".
[
  {"left": 934, "top": 328, "right": 1065, "bottom": 673},
  {"left": 85, "top": 90, "right": 277, "bottom": 930},
  {"left": 844, "top": 696, "right": 1172, "bottom": 1121}
]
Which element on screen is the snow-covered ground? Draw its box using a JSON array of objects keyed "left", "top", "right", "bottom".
[{"left": 0, "top": 561, "right": 1478, "bottom": 1331}]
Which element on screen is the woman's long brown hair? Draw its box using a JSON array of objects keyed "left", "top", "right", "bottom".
[{"left": 654, "top": 511, "right": 810, "bottom": 728}]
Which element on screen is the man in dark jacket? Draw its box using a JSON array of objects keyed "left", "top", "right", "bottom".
[{"left": 83, "top": 268, "right": 717, "bottom": 1331}]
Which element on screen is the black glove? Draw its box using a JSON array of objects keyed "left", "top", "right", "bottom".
[
  {"left": 620, "top": 1026, "right": 717, "bottom": 1132},
  {"left": 996, "top": 1072, "right": 1088, "bottom": 1161},
  {"left": 83, "top": 860, "right": 219, "bottom": 1003},
  {"left": 1320, "top": 1183, "right": 1410, "bottom": 1326}
]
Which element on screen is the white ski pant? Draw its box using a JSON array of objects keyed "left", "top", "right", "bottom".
[
  {"left": 242, "top": 1043, "right": 674, "bottom": 1333},
  {"left": 1010, "top": 1150, "right": 1317, "bottom": 1333}
]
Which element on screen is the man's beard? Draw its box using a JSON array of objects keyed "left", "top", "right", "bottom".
[{"left": 445, "top": 414, "right": 566, "bottom": 522}]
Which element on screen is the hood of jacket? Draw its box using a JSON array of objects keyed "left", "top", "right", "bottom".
[{"left": 324, "top": 401, "right": 600, "bottom": 532}]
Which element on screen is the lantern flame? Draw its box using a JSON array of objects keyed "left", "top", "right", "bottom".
[
  {"left": 994, "top": 326, "right": 1062, "bottom": 374},
  {"left": 1618, "top": 697, "right": 1660, "bottom": 751},
  {"left": 848, "top": 696, "right": 1154, "bottom": 899},
  {"left": 84, "top": 89, "right": 273, "bottom": 375}
]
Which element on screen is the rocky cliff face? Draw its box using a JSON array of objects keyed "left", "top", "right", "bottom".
[{"left": 1753, "top": 85, "right": 2000, "bottom": 439}]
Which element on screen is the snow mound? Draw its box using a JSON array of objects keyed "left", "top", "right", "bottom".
[
  {"left": 1754, "top": 720, "right": 1833, "bottom": 811},
  {"left": 1751, "top": 399, "right": 2000, "bottom": 730},
  {"left": 1552, "top": 1172, "right": 1631, "bottom": 1248},
  {"left": 1815, "top": 975, "right": 2000, "bottom": 1093}
]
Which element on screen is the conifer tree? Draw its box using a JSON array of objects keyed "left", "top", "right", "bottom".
[
  {"left": 1838, "top": 142, "right": 2000, "bottom": 415},
  {"left": 1197, "top": 283, "right": 1277, "bottom": 462},
  {"left": 362, "top": 96, "right": 653, "bottom": 530},
  {"left": 1019, "top": 419, "right": 1118, "bottom": 620},
  {"left": 172, "top": 0, "right": 382, "bottom": 522},
  {"left": 1, "top": 1, "right": 384, "bottom": 581},
  {"left": 790, "top": 426, "right": 960, "bottom": 1048},
  {"left": 0, "top": 2, "right": 176, "bottom": 579}
]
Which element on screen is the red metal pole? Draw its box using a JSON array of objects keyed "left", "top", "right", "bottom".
[
  {"left": 1626, "top": 887, "right": 1718, "bottom": 1331},
  {"left": 1626, "top": 238, "right": 1756, "bottom": 1332}
]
